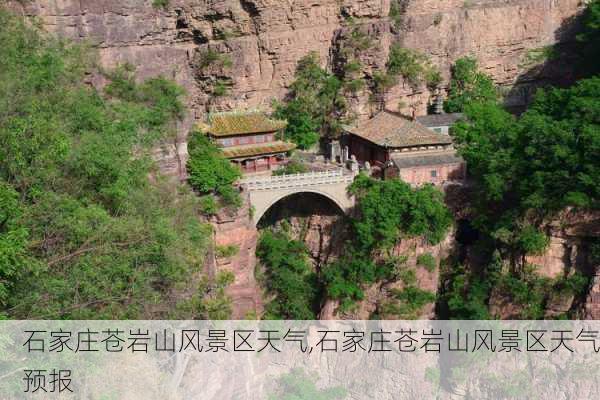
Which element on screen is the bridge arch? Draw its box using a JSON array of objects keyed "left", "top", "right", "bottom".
[
  {"left": 241, "top": 169, "right": 357, "bottom": 226},
  {"left": 254, "top": 189, "right": 347, "bottom": 227}
]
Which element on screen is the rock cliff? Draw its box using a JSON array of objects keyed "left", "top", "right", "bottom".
[
  {"left": 8, "top": 0, "right": 596, "bottom": 319},
  {"left": 10, "top": 0, "right": 585, "bottom": 178}
]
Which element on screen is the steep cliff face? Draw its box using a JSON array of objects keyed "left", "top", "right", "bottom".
[
  {"left": 9, "top": 0, "right": 595, "bottom": 319},
  {"left": 499, "top": 210, "right": 600, "bottom": 319},
  {"left": 11, "top": 0, "right": 585, "bottom": 178}
]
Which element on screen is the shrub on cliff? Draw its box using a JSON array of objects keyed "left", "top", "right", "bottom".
[
  {"left": 152, "top": 0, "right": 170, "bottom": 9},
  {"left": 453, "top": 77, "right": 600, "bottom": 258},
  {"left": 323, "top": 174, "right": 453, "bottom": 308},
  {"left": 256, "top": 230, "right": 319, "bottom": 319},
  {"left": 0, "top": 182, "right": 29, "bottom": 309},
  {"left": 272, "top": 160, "right": 309, "bottom": 176},
  {"left": 274, "top": 52, "right": 348, "bottom": 146},
  {"left": 387, "top": 44, "right": 441, "bottom": 90},
  {"left": 444, "top": 57, "right": 497, "bottom": 113},
  {"left": 186, "top": 132, "right": 242, "bottom": 208}
]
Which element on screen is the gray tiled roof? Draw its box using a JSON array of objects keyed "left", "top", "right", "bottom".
[
  {"left": 416, "top": 113, "right": 464, "bottom": 127},
  {"left": 391, "top": 151, "right": 464, "bottom": 169},
  {"left": 344, "top": 111, "right": 453, "bottom": 148}
]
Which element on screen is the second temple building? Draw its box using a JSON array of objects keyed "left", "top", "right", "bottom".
[{"left": 343, "top": 110, "right": 466, "bottom": 185}]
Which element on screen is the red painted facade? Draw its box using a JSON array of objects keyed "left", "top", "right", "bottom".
[
  {"left": 234, "top": 155, "right": 283, "bottom": 174},
  {"left": 216, "top": 133, "right": 276, "bottom": 148},
  {"left": 344, "top": 130, "right": 466, "bottom": 186}
]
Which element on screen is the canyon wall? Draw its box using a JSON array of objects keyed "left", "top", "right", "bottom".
[
  {"left": 10, "top": 0, "right": 586, "bottom": 178},
  {"left": 8, "top": 0, "right": 596, "bottom": 319}
]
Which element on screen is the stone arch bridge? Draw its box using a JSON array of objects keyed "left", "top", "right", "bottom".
[{"left": 240, "top": 169, "right": 357, "bottom": 225}]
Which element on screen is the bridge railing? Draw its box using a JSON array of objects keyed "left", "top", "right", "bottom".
[{"left": 240, "top": 169, "right": 355, "bottom": 191}]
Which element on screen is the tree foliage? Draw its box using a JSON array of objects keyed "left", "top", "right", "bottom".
[
  {"left": 444, "top": 57, "right": 497, "bottom": 113},
  {"left": 387, "top": 44, "right": 441, "bottom": 90},
  {"left": 268, "top": 368, "right": 347, "bottom": 400},
  {"left": 442, "top": 263, "right": 493, "bottom": 320},
  {"left": 349, "top": 174, "right": 453, "bottom": 250},
  {"left": 274, "top": 52, "right": 348, "bottom": 147},
  {"left": 0, "top": 10, "right": 214, "bottom": 318},
  {"left": 256, "top": 230, "right": 319, "bottom": 319},
  {"left": 453, "top": 77, "right": 600, "bottom": 257},
  {"left": 186, "top": 132, "right": 242, "bottom": 208},
  {"left": 576, "top": 0, "right": 600, "bottom": 77},
  {"left": 380, "top": 285, "right": 436, "bottom": 319},
  {"left": 323, "top": 175, "right": 453, "bottom": 306},
  {"left": 0, "top": 182, "right": 29, "bottom": 307},
  {"left": 272, "top": 161, "right": 309, "bottom": 176}
]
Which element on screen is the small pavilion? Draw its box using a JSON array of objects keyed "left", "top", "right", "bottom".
[{"left": 202, "top": 111, "right": 296, "bottom": 174}]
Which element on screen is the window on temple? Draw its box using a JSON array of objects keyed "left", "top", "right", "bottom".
[{"left": 431, "top": 170, "right": 437, "bottom": 178}]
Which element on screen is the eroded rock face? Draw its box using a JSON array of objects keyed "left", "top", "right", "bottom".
[
  {"left": 489, "top": 210, "right": 600, "bottom": 319},
  {"left": 9, "top": 0, "right": 595, "bottom": 319},
  {"left": 10, "top": 0, "right": 585, "bottom": 178},
  {"left": 212, "top": 194, "right": 263, "bottom": 319}
]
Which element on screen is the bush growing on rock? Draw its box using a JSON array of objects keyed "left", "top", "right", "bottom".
[
  {"left": 186, "top": 132, "right": 242, "bottom": 208},
  {"left": 444, "top": 56, "right": 497, "bottom": 113}
]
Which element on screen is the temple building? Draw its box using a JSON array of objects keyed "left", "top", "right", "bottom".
[
  {"left": 202, "top": 111, "right": 296, "bottom": 174},
  {"left": 342, "top": 110, "right": 466, "bottom": 185}
]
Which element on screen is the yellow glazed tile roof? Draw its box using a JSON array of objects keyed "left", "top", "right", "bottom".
[
  {"left": 221, "top": 141, "right": 296, "bottom": 158},
  {"left": 205, "top": 111, "right": 287, "bottom": 137}
]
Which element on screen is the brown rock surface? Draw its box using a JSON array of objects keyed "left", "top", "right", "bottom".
[
  {"left": 212, "top": 195, "right": 263, "bottom": 319},
  {"left": 9, "top": 0, "right": 585, "bottom": 178}
]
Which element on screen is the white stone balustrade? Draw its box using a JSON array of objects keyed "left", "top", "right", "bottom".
[
  {"left": 239, "top": 168, "right": 357, "bottom": 225},
  {"left": 240, "top": 169, "right": 355, "bottom": 191}
]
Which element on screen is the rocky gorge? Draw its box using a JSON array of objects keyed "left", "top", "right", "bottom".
[{"left": 8, "top": 0, "right": 599, "bottom": 320}]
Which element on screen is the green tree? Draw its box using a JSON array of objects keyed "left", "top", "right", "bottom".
[
  {"left": 323, "top": 174, "right": 453, "bottom": 307},
  {"left": 272, "top": 161, "right": 309, "bottom": 176},
  {"left": 576, "top": 0, "right": 600, "bottom": 77},
  {"left": 349, "top": 174, "right": 453, "bottom": 251},
  {"left": 453, "top": 77, "right": 600, "bottom": 259},
  {"left": 274, "top": 100, "right": 320, "bottom": 149},
  {"left": 387, "top": 43, "right": 441, "bottom": 90},
  {"left": 152, "top": 0, "right": 170, "bottom": 9},
  {"left": 274, "top": 52, "right": 347, "bottom": 147},
  {"left": 186, "top": 132, "right": 242, "bottom": 207},
  {"left": 256, "top": 230, "right": 319, "bottom": 319},
  {"left": 268, "top": 368, "right": 347, "bottom": 400},
  {"left": 0, "top": 182, "right": 29, "bottom": 308},
  {"left": 444, "top": 57, "right": 497, "bottom": 112},
  {"left": 443, "top": 264, "right": 492, "bottom": 320},
  {"left": 380, "top": 286, "right": 436, "bottom": 319}
]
